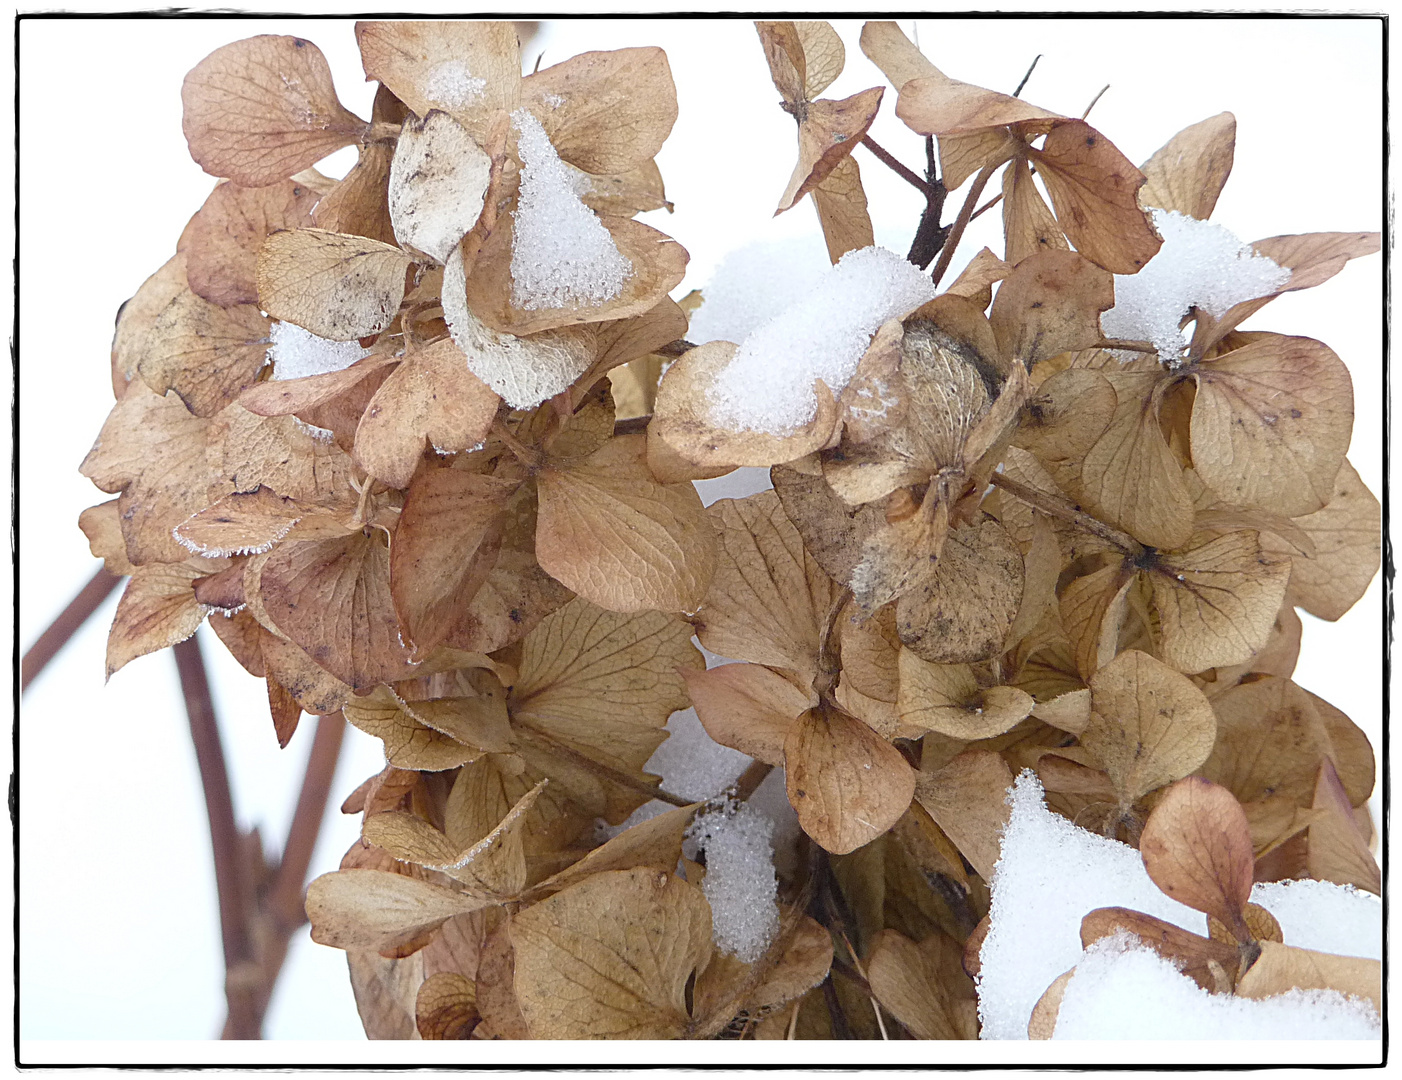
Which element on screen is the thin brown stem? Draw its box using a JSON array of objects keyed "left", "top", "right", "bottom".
[
  {"left": 492, "top": 417, "right": 546, "bottom": 469},
  {"left": 929, "top": 163, "right": 997, "bottom": 290},
  {"left": 969, "top": 191, "right": 1004, "bottom": 222},
  {"left": 268, "top": 714, "right": 345, "bottom": 931},
  {"left": 1096, "top": 338, "right": 1160, "bottom": 355},
  {"left": 860, "top": 135, "right": 934, "bottom": 196},
  {"left": 1012, "top": 54, "right": 1043, "bottom": 97},
  {"left": 1082, "top": 84, "right": 1111, "bottom": 120},
  {"left": 732, "top": 760, "right": 774, "bottom": 802},
  {"left": 989, "top": 472, "right": 1144, "bottom": 557},
  {"left": 21, "top": 568, "right": 122, "bottom": 692},
  {"left": 174, "top": 635, "right": 259, "bottom": 1039}
]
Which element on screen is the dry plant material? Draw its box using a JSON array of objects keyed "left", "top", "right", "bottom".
[{"left": 79, "top": 18, "right": 1379, "bottom": 1042}]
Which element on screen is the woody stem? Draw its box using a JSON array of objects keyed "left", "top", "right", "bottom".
[
  {"left": 929, "top": 163, "right": 997, "bottom": 290},
  {"left": 988, "top": 472, "right": 1145, "bottom": 558},
  {"left": 860, "top": 135, "right": 934, "bottom": 196},
  {"left": 20, "top": 568, "right": 122, "bottom": 692}
]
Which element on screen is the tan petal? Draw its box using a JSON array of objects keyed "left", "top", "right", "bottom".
[
  {"left": 111, "top": 254, "right": 191, "bottom": 394},
  {"left": 305, "top": 868, "right": 493, "bottom": 953},
  {"left": 182, "top": 35, "right": 367, "bottom": 187},
  {"left": 1032, "top": 121, "right": 1161, "bottom": 275},
  {"left": 1306, "top": 759, "right": 1380, "bottom": 895},
  {"left": 838, "top": 601, "right": 901, "bottom": 707},
  {"left": 510, "top": 868, "right": 712, "bottom": 1038},
  {"left": 812, "top": 152, "right": 876, "bottom": 264},
  {"left": 896, "top": 516, "right": 1024, "bottom": 665},
  {"left": 136, "top": 291, "right": 271, "bottom": 418},
  {"left": 355, "top": 21, "right": 521, "bottom": 144},
  {"left": 1266, "top": 460, "right": 1379, "bottom": 621},
  {"left": 388, "top": 110, "right": 493, "bottom": 264},
  {"left": 186, "top": 179, "right": 320, "bottom": 306},
  {"left": 1250, "top": 231, "right": 1381, "bottom": 294},
  {"left": 770, "top": 457, "right": 885, "bottom": 588},
  {"left": 988, "top": 250, "right": 1114, "bottom": 367},
  {"left": 1200, "top": 676, "right": 1332, "bottom": 812},
  {"left": 416, "top": 972, "right": 479, "bottom": 1039},
  {"left": 313, "top": 139, "right": 397, "bottom": 245},
  {"left": 867, "top": 929, "right": 978, "bottom": 1040},
  {"left": 80, "top": 386, "right": 224, "bottom": 566},
  {"left": 173, "top": 486, "right": 316, "bottom": 558},
  {"left": 354, "top": 341, "right": 500, "bottom": 489},
  {"left": 257, "top": 228, "right": 414, "bottom": 341},
  {"left": 528, "top": 803, "right": 699, "bottom": 900},
  {"left": 522, "top": 47, "right": 678, "bottom": 174},
  {"left": 577, "top": 160, "right": 671, "bottom": 218},
  {"left": 1147, "top": 532, "right": 1291, "bottom": 674},
  {"left": 79, "top": 500, "right": 136, "bottom": 579},
  {"left": 1080, "top": 907, "right": 1238, "bottom": 992},
  {"left": 785, "top": 706, "right": 915, "bottom": 854},
  {"left": 209, "top": 405, "right": 356, "bottom": 506},
  {"left": 260, "top": 530, "right": 417, "bottom": 690},
  {"left": 345, "top": 686, "right": 483, "bottom": 771},
  {"left": 946, "top": 247, "right": 1012, "bottom": 313},
  {"left": 465, "top": 212, "right": 687, "bottom": 338},
  {"left": 895, "top": 66, "right": 1061, "bottom": 136},
  {"left": 1082, "top": 650, "right": 1216, "bottom": 806},
  {"left": 697, "top": 489, "right": 840, "bottom": 687},
  {"left": 1235, "top": 941, "right": 1380, "bottom": 1015},
  {"left": 258, "top": 626, "right": 350, "bottom": 716},
  {"left": 693, "top": 907, "right": 834, "bottom": 1030},
  {"left": 683, "top": 663, "right": 813, "bottom": 767},
  {"left": 1001, "top": 157, "right": 1068, "bottom": 269},
  {"left": 1027, "top": 969, "right": 1074, "bottom": 1040},
  {"left": 106, "top": 560, "right": 214, "bottom": 677},
  {"left": 776, "top": 88, "right": 884, "bottom": 214},
  {"left": 898, "top": 649, "right": 1033, "bottom": 740},
  {"left": 1138, "top": 112, "right": 1236, "bottom": 221},
  {"left": 1139, "top": 777, "right": 1254, "bottom": 939},
  {"left": 1058, "top": 561, "right": 1135, "bottom": 681},
  {"left": 1305, "top": 688, "right": 1374, "bottom": 807},
  {"left": 238, "top": 356, "right": 398, "bottom": 417},
  {"left": 913, "top": 750, "right": 1014, "bottom": 880},
  {"left": 1191, "top": 334, "right": 1352, "bottom": 518}
]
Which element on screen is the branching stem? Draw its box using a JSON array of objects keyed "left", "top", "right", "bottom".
[
  {"left": 989, "top": 472, "right": 1144, "bottom": 558},
  {"left": 929, "top": 164, "right": 997, "bottom": 290},
  {"left": 860, "top": 135, "right": 934, "bottom": 196}
]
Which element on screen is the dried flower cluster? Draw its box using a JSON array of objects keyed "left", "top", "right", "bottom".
[{"left": 79, "top": 19, "right": 1379, "bottom": 1041}]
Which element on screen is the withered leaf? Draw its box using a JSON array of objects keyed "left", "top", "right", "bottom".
[
  {"left": 895, "top": 60, "right": 1061, "bottom": 136},
  {"left": 988, "top": 250, "right": 1113, "bottom": 367},
  {"left": 79, "top": 500, "right": 136, "bottom": 578},
  {"left": 1147, "top": 532, "right": 1291, "bottom": 674},
  {"left": 1191, "top": 334, "right": 1353, "bottom": 518},
  {"left": 1306, "top": 758, "right": 1380, "bottom": 895},
  {"left": 389, "top": 110, "right": 494, "bottom": 265},
  {"left": 510, "top": 868, "right": 712, "bottom": 1038},
  {"left": 416, "top": 972, "right": 479, "bottom": 1039},
  {"left": 683, "top": 663, "right": 814, "bottom": 767},
  {"left": 812, "top": 155, "right": 876, "bottom": 264},
  {"left": 536, "top": 433, "right": 716, "bottom": 613},
  {"left": 577, "top": 160, "right": 671, "bottom": 218},
  {"left": 653, "top": 341, "right": 840, "bottom": 469},
  {"left": 867, "top": 929, "right": 978, "bottom": 1040},
  {"left": 80, "top": 386, "right": 225, "bottom": 566},
  {"left": 1082, "top": 650, "right": 1216, "bottom": 807},
  {"left": 523, "top": 47, "right": 678, "bottom": 175},
  {"left": 186, "top": 179, "right": 321, "bottom": 306},
  {"left": 182, "top": 35, "right": 368, "bottom": 187},
  {"left": 1001, "top": 157, "right": 1068, "bottom": 269},
  {"left": 257, "top": 228, "right": 414, "bottom": 341},
  {"left": 261, "top": 530, "right": 417, "bottom": 690},
  {"left": 1235, "top": 941, "right": 1381, "bottom": 1016},
  {"left": 112, "top": 255, "right": 191, "bottom": 394},
  {"left": 1138, "top": 112, "right": 1236, "bottom": 222},
  {"left": 238, "top": 355, "right": 398, "bottom": 418},
  {"left": 698, "top": 490, "right": 839, "bottom": 688},
  {"left": 1139, "top": 777, "right": 1254, "bottom": 940},
  {"left": 1265, "top": 459, "right": 1380, "bottom": 621},
  {"left": 106, "top": 560, "right": 218, "bottom": 677},
  {"left": 1027, "top": 969, "right": 1074, "bottom": 1040},
  {"left": 898, "top": 650, "right": 1034, "bottom": 740},
  {"left": 692, "top": 907, "right": 834, "bottom": 1027},
  {"left": 914, "top": 750, "right": 1014, "bottom": 880},
  {"left": 355, "top": 340, "right": 501, "bottom": 489},
  {"left": 1058, "top": 561, "right": 1135, "bottom": 681},
  {"left": 784, "top": 705, "right": 915, "bottom": 854},
  {"left": 896, "top": 516, "right": 1024, "bottom": 665},
  {"left": 356, "top": 21, "right": 521, "bottom": 144},
  {"left": 770, "top": 457, "right": 885, "bottom": 588},
  {"left": 305, "top": 868, "right": 493, "bottom": 953}
]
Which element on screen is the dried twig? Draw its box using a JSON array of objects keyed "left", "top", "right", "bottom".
[
  {"left": 20, "top": 568, "right": 122, "bottom": 692},
  {"left": 929, "top": 164, "right": 997, "bottom": 289}
]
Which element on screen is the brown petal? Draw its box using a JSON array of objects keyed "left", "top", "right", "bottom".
[
  {"left": 1266, "top": 460, "right": 1379, "bottom": 621},
  {"left": 355, "top": 21, "right": 521, "bottom": 144},
  {"left": 988, "top": 250, "right": 1114, "bottom": 368},
  {"left": 112, "top": 255, "right": 191, "bottom": 394},
  {"left": 1027, "top": 969, "right": 1074, "bottom": 1039},
  {"left": 813, "top": 151, "right": 876, "bottom": 265},
  {"left": 389, "top": 469, "right": 517, "bottom": 657},
  {"left": 239, "top": 356, "right": 399, "bottom": 418},
  {"left": 209, "top": 405, "right": 356, "bottom": 506},
  {"left": 1200, "top": 676, "right": 1332, "bottom": 813},
  {"left": 182, "top": 35, "right": 368, "bottom": 187},
  {"left": 1250, "top": 231, "right": 1382, "bottom": 294},
  {"left": 106, "top": 560, "right": 214, "bottom": 677},
  {"left": 1147, "top": 532, "right": 1291, "bottom": 674},
  {"left": 697, "top": 489, "right": 840, "bottom": 687},
  {"left": 867, "top": 929, "right": 978, "bottom": 1040},
  {"left": 945, "top": 247, "right": 1012, "bottom": 312},
  {"left": 79, "top": 500, "right": 136, "bottom": 579},
  {"left": 257, "top": 228, "right": 414, "bottom": 341},
  {"left": 577, "top": 160, "right": 671, "bottom": 217},
  {"left": 305, "top": 868, "right": 493, "bottom": 953},
  {"left": 478, "top": 215, "right": 688, "bottom": 337},
  {"left": 1306, "top": 758, "right": 1380, "bottom": 895},
  {"left": 354, "top": 341, "right": 501, "bottom": 489},
  {"left": 510, "top": 868, "right": 712, "bottom": 1038},
  {"left": 260, "top": 530, "right": 418, "bottom": 689},
  {"left": 344, "top": 686, "right": 484, "bottom": 771},
  {"left": 416, "top": 972, "right": 480, "bottom": 1039},
  {"left": 784, "top": 706, "right": 915, "bottom": 854},
  {"left": 536, "top": 433, "right": 716, "bottom": 613},
  {"left": 896, "top": 71, "right": 1061, "bottom": 136},
  {"left": 1082, "top": 650, "right": 1216, "bottom": 806},
  {"left": 683, "top": 663, "right": 813, "bottom": 767},
  {"left": 258, "top": 626, "right": 350, "bottom": 716},
  {"left": 186, "top": 179, "right": 320, "bottom": 306},
  {"left": 1032, "top": 121, "right": 1161, "bottom": 275},
  {"left": 895, "top": 516, "right": 1024, "bottom": 665},
  {"left": 1058, "top": 560, "right": 1135, "bottom": 681},
  {"left": 522, "top": 47, "right": 678, "bottom": 175},
  {"left": 313, "top": 139, "right": 396, "bottom": 245},
  {"left": 1191, "top": 334, "right": 1353, "bottom": 518},
  {"left": 173, "top": 486, "right": 319, "bottom": 558},
  {"left": 1235, "top": 941, "right": 1380, "bottom": 1015},
  {"left": 770, "top": 457, "right": 886, "bottom": 588},
  {"left": 913, "top": 750, "right": 1014, "bottom": 880},
  {"left": 136, "top": 291, "right": 271, "bottom": 418},
  {"left": 1138, "top": 112, "right": 1236, "bottom": 221},
  {"left": 776, "top": 88, "right": 885, "bottom": 214},
  {"left": 1080, "top": 907, "right": 1238, "bottom": 992},
  {"left": 898, "top": 650, "right": 1033, "bottom": 740},
  {"left": 1001, "top": 158, "right": 1068, "bottom": 269},
  {"left": 1139, "top": 777, "right": 1254, "bottom": 940},
  {"left": 528, "top": 802, "right": 698, "bottom": 900}
]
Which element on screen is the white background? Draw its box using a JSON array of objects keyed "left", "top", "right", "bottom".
[{"left": 15, "top": 14, "right": 1383, "bottom": 1050}]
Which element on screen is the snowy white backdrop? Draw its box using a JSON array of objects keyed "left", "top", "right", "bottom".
[{"left": 16, "top": 14, "right": 1382, "bottom": 1057}]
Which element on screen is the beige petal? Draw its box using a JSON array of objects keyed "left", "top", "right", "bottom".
[
  {"left": 1306, "top": 759, "right": 1380, "bottom": 895},
  {"left": 898, "top": 649, "right": 1033, "bottom": 740},
  {"left": 344, "top": 686, "right": 483, "bottom": 772},
  {"left": 683, "top": 663, "right": 813, "bottom": 767},
  {"left": 867, "top": 928, "right": 978, "bottom": 1040},
  {"left": 1236, "top": 941, "right": 1380, "bottom": 1015},
  {"left": 112, "top": 254, "right": 191, "bottom": 393},
  {"left": 945, "top": 247, "right": 1011, "bottom": 312},
  {"left": 305, "top": 868, "right": 493, "bottom": 953},
  {"left": 813, "top": 152, "right": 876, "bottom": 264},
  {"left": 186, "top": 179, "right": 320, "bottom": 306},
  {"left": 79, "top": 500, "right": 137, "bottom": 579},
  {"left": 776, "top": 88, "right": 885, "bottom": 214},
  {"left": 313, "top": 138, "right": 397, "bottom": 246},
  {"left": 1001, "top": 157, "right": 1068, "bottom": 268},
  {"left": 913, "top": 750, "right": 1014, "bottom": 880},
  {"left": 389, "top": 110, "right": 494, "bottom": 264},
  {"left": 106, "top": 560, "right": 215, "bottom": 677},
  {"left": 528, "top": 803, "right": 699, "bottom": 900},
  {"left": 173, "top": 486, "right": 316, "bottom": 558},
  {"left": 988, "top": 250, "right": 1114, "bottom": 367},
  {"left": 182, "top": 35, "right": 368, "bottom": 187},
  {"left": 1138, "top": 112, "right": 1236, "bottom": 221},
  {"left": 257, "top": 228, "right": 414, "bottom": 341},
  {"left": 136, "top": 291, "right": 270, "bottom": 418},
  {"left": 416, "top": 972, "right": 479, "bottom": 1040},
  {"left": 1080, "top": 907, "right": 1238, "bottom": 992},
  {"left": 896, "top": 66, "right": 1061, "bottom": 136}
]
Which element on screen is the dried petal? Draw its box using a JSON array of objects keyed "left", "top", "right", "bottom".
[
  {"left": 106, "top": 560, "right": 215, "bottom": 677},
  {"left": 683, "top": 663, "right": 814, "bottom": 767},
  {"left": 305, "top": 868, "right": 493, "bottom": 953},
  {"left": 257, "top": 228, "right": 415, "bottom": 341},
  {"left": 1138, "top": 112, "right": 1236, "bottom": 222},
  {"left": 988, "top": 250, "right": 1113, "bottom": 367},
  {"left": 913, "top": 750, "right": 1014, "bottom": 880}
]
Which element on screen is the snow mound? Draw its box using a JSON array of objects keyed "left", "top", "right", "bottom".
[
  {"left": 267, "top": 320, "right": 367, "bottom": 380},
  {"left": 1100, "top": 209, "right": 1289, "bottom": 360},
  {"left": 687, "top": 235, "right": 832, "bottom": 347},
  {"left": 706, "top": 245, "right": 937, "bottom": 435},
  {"left": 1050, "top": 932, "right": 1380, "bottom": 1039},
  {"left": 510, "top": 108, "right": 631, "bottom": 311},
  {"left": 1251, "top": 879, "right": 1381, "bottom": 961},
  {"left": 689, "top": 798, "right": 780, "bottom": 963}
]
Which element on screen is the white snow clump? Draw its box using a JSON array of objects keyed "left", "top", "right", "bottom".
[
  {"left": 424, "top": 60, "right": 486, "bottom": 109},
  {"left": 689, "top": 798, "right": 781, "bottom": 964},
  {"left": 267, "top": 320, "right": 368, "bottom": 381}
]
